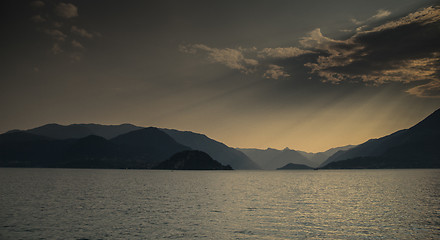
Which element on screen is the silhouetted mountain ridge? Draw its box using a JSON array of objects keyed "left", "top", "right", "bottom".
[
  {"left": 320, "top": 130, "right": 408, "bottom": 167},
  {"left": 238, "top": 147, "right": 314, "bottom": 169},
  {"left": 111, "top": 127, "right": 191, "bottom": 167},
  {"left": 297, "top": 145, "right": 356, "bottom": 165},
  {"left": 26, "top": 123, "right": 142, "bottom": 140},
  {"left": 321, "top": 108, "right": 440, "bottom": 169},
  {"left": 0, "top": 124, "right": 260, "bottom": 169},
  {"left": 163, "top": 128, "right": 260, "bottom": 169}
]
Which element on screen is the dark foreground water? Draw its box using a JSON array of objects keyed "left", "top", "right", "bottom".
[{"left": 1, "top": 168, "right": 439, "bottom": 239}]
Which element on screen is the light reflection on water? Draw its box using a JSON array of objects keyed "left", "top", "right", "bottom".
[{"left": 1, "top": 168, "right": 439, "bottom": 239}]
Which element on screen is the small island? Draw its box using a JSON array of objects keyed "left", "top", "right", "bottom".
[
  {"left": 153, "top": 150, "right": 233, "bottom": 170},
  {"left": 277, "top": 163, "right": 314, "bottom": 170}
]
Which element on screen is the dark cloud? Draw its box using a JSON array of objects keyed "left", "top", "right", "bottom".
[
  {"left": 303, "top": 6, "right": 440, "bottom": 97},
  {"left": 181, "top": 5, "right": 440, "bottom": 97}
]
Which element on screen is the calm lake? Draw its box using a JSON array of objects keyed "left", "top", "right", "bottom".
[{"left": 1, "top": 168, "right": 439, "bottom": 239}]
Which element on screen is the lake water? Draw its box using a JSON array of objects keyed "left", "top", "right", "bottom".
[{"left": 1, "top": 168, "right": 439, "bottom": 239}]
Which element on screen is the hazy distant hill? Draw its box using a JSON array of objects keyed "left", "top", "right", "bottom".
[
  {"left": 162, "top": 129, "right": 260, "bottom": 170},
  {"left": 297, "top": 145, "right": 355, "bottom": 165},
  {"left": 321, "top": 108, "right": 440, "bottom": 169},
  {"left": 26, "top": 123, "right": 142, "bottom": 139},
  {"left": 322, "top": 145, "right": 357, "bottom": 157},
  {"left": 238, "top": 148, "right": 314, "bottom": 169},
  {"left": 296, "top": 151, "right": 328, "bottom": 165},
  {"left": 153, "top": 150, "right": 233, "bottom": 170},
  {"left": 277, "top": 163, "right": 314, "bottom": 170}
]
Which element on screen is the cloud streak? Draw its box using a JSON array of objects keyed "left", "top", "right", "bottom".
[
  {"left": 71, "top": 40, "right": 84, "bottom": 49},
  {"left": 258, "top": 47, "right": 313, "bottom": 59},
  {"left": 31, "top": 14, "right": 45, "bottom": 23},
  {"left": 179, "top": 44, "right": 311, "bottom": 79},
  {"left": 71, "top": 26, "right": 94, "bottom": 39},
  {"left": 180, "top": 44, "right": 258, "bottom": 73},
  {"left": 351, "top": 9, "right": 392, "bottom": 26},
  {"left": 45, "top": 29, "right": 67, "bottom": 41},
  {"left": 55, "top": 3, "right": 78, "bottom": 19},
  {"left": 372, "top": 9, "right": 391, "bottom": 20}
]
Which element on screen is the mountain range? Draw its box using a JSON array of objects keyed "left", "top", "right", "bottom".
[
  {"left": 320, "top": 108, "right": 440, "bottom": 168},
  {"left": 297, "top": 145, "right": 356, "bottom": 165},
  {"left": 162, "top": 129, "right": 259, "bottom": 169},
  {"left": 1, "top": 107, "right": 438, "bottom": 170},
  {"left": 237, "top": 145, "right": 355, "bottom": 169},
  {"left": 24, "top": 123, "right": 142, "bottom": 139},
  {"left": 0, "top": 124, "right": 258, "bottom": 169},
  {"left": 237, "top": 147, "right": 315, "bottom": 169}
]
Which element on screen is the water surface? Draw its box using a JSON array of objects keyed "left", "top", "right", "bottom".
[{"left": 1, "top": 168, "right": 439, "bottom": 239}]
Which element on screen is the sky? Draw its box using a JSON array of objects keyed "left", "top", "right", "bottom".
[{"left": 1, "top": 0, "right": 440, "bottom": 152}]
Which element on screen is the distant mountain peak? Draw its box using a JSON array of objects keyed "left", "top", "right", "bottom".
[
  {"left": 239, "top": 147, "right": 315, "bottom": 169},
  {"left": 266, "top": 147, "right": 278, "bottom": 151}
]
